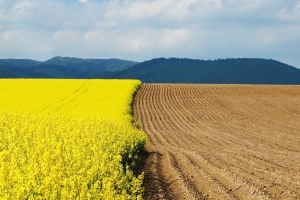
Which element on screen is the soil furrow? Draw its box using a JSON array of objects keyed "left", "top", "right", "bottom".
[{"left": 133, "top": 84, "right": 300, "bottom": 200}]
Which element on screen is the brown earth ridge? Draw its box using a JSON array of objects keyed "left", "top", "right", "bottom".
[{"left": 133, "top": 84, "right": 300, "bottom": 200}]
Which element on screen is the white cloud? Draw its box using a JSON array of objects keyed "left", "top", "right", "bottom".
[
  {"left": 2, "top": 30, "right": 20, "bottom": 44},
  {"left": 12, "top": 1, "right": 38, "bottom": 13},
  {"left": 260, "top": 25, "right": 300, "bottom": 45},
  {"left": 53, "top": 30, "right": 83, "bottom": 46},
  {"left": 158, "top": 28, "right": 191, "bottom": 49},
  {"left": 294, "top": 1, "right": 300, "bottom": 11},
  {"left": 279, "top": 1, "right": 300, "bottom": 22},
  {"left": 0, "top": 0, "right": 299, "bottom": 67}
]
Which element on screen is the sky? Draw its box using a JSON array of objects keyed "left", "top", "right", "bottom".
[{"left": 0, "top": 0, "right": 300, "bottom": 68}]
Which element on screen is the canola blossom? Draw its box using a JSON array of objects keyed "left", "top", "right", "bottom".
[{"left": 0, "top": 79, "right": 146, "bottom": 199}]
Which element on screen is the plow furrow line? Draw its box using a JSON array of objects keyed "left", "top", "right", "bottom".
[{"left": 133, "top": 84, "right": 300, "bottom": 200}]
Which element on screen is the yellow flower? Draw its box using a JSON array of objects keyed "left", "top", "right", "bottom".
[{"left": 0, "top": 79, "right": 146, "bottom": 199}]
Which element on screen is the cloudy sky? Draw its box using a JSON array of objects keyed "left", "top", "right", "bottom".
[{"left": 0, "top": 0, "right": 300, "bottom": 67}]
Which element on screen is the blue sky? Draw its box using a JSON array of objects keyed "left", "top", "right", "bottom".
[{"left": 0, "top": 0, "right": 300, "bottom": 68}]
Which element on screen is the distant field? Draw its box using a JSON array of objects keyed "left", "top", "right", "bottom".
[
  {"left": 0, "top": 79, "right": 146, "bottom": 199},
  {"left": 0, "top": 79, "right": 138, "bottom": 120},
  {"left": 134, "top": 84, "right": 300, "bottom": 200}
]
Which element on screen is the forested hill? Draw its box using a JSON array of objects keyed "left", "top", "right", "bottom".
[
  {"left": 0, "top": 59, "right": 42, "bottom": 78},
  {"left": 0, "top": 57, "right": 138, "bottom": 78},
  {"left": 1, "top": 57, "right": 300, "bottom": 84},
  {"left": 96, "top": 58, "right": 300, "bottom": 84}
]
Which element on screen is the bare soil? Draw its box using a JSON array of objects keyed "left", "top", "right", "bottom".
[{"left": 133, "top": 84, "right": 300, "bottom": 200}]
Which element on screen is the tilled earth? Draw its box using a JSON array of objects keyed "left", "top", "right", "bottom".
[{"left": 133, "top": 84, "right": 300, "bottom": 200}]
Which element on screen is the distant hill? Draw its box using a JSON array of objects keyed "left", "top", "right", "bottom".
[
  {"left": 96, "top": 58, "right": 300, "bottom": 84},
  {"left": 0, "top": 57, "right": 138, "bottom": 78},
  {"left": 0, "top": 59, "right": 41, "bottom": 68},
  {"left": 34, "top": 57, "right": 138, "bottom": 78},
  {"left": 0, "top": 59, "right": 43, "bottom": 78},
  {"left": 1, "top": 57, "right": 300, "bottom": 84}
]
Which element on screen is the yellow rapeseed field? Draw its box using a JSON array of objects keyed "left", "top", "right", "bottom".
[{"left": 0, "top": 79, "right": 146, "bottom": 199}]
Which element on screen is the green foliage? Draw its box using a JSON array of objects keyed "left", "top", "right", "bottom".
[
  {"left": 2, "top": 57, "right": 300, "bottom": 84},
  {"left": 0, "top": 59, "right": 43, "bottom": 78},
  {"left": 0, "top": 57, "right": 138, "bottom": 78},
  {"left": 97, "top": 58, "right": 300, "bottom": 84},
  {"left": 35, "top": 57, "right": 138, "bottom": 78}
]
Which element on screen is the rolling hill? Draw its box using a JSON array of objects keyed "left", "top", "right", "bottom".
[
  {"left": 0, "top": 57, "right": 138, "bottom": 78},
  {"left": 0, "top": 59, "right": 43, "bottom": 78},
  {"left": 33, "top": 57, "right": 138, "bottom": 78},
  {"left": 97, "top": 58, "right": 300, "bottom": 84},
  {"left": 1, "top": 57, "right": 300, "bottom": 84}
]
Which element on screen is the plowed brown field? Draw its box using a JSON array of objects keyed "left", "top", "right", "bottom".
[{"left": 133, "top": 84, "right": 300, "bottom": 200}]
